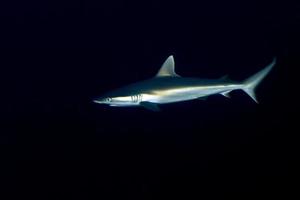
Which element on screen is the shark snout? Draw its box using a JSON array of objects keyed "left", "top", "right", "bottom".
[{"left": 93, "top": 100, "right": 105, "bottom": 104}]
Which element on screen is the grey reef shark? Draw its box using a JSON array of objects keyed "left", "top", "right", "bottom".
[{"left": 94, "top": 55, "right": 276, "bottom": 111}]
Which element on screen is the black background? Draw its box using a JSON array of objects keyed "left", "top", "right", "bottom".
[{"left": 1, "top": 0, "right": 299, "bottom": 199}]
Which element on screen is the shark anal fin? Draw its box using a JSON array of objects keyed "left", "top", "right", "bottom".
[
  {"left": 140, "top": 102, "right": 160, "bottom": 111},
  {"left": 221, "top": 91, "right": 231, "bottom": 98}
]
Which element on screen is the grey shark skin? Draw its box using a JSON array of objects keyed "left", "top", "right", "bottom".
[{"left": 94, "top": 55, "right": 276, "bottom": 111}]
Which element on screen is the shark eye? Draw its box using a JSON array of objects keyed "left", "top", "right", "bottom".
[{"left": 104, "top": 97, "right": 112, "bottom": 102}]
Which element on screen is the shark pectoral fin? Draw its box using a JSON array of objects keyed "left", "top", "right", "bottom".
[
  {"left": 221, "top": 91, "right": 231, "bottom": 98},
  {"left": 140, "top": 102, "right": 160, "bottom": 112}
]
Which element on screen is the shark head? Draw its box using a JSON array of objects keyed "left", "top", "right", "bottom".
[
  {"left": 93, "top": 92, "right": 143, "bottom": 107},
  {"left": 93, "top": 55, "right": 180, "bottom": 110},
  {"left": 93, "top": 55, "right": 178, "bottom": 107}
]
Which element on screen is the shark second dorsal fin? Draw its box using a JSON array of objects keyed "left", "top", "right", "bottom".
[
  {"left": 219, "top": 75, "right": 230, "bottom": 81},
  {"left": 156, "top": 55, "right": 180, "bottom": 77}
]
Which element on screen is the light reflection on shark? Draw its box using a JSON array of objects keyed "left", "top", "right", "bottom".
[{"left": 94, "top": 55, "right": 276, "bottom": 111}]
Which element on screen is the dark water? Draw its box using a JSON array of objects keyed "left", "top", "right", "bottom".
[{"left": 1, "top": 0, "right": 299, "bottom": 199}]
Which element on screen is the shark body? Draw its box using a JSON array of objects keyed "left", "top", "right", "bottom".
[{"left": 94, "top": 55, "right": 275, "bottom": 111}]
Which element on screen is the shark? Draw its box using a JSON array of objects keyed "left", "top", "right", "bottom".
[{"left": 93, "top": 55, "right": 276, "bottom": 111}]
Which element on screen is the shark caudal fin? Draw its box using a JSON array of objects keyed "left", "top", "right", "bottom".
[{"left": 242, "top": 58, "right": 276, "bottom": 103}]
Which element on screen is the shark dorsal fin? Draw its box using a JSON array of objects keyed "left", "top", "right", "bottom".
[{"left": 156, "top": 55, "right": 180, "bottom": 77}]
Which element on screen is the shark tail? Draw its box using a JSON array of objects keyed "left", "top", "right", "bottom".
[{"left": 241, "top": 58, "right": 276, "bottom": 103}]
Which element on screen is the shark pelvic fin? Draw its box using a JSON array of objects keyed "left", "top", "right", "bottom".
[
  {"left": 198, "top": 96, "right": 208, "bottom": 100},
  {"left": 156, "top": 55, "right": 180, "bottom": 77},
  {"left": 140, "top": 102, "right": 160, "bottom": 111}
]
